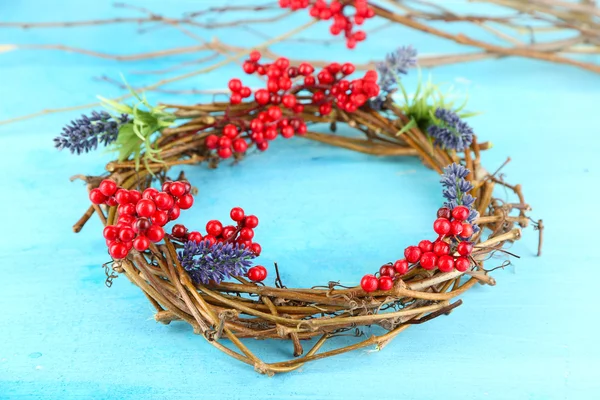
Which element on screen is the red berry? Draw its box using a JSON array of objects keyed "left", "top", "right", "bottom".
[
  {"left": 282, "top": 94, "right": 296, "bottom": 108},
  {"left": 419, "top": 252, "right": 438, "bottom": 270},
  {"left": 240, "top": 87, "right": 251, "bottom": 98},
  {"left": 136, "top": 199, "right": 156, "bottom": 218},
  {"left": 244, "top": 215, "right": 259, "bottom": 228},
  {"left": 114, "top": 189, "right": 130, "bottom": 204},
  {"left": 455, "top": 257, "right": 471, "bottom": 272},
  {"left": 418, "top": 240, "right": 433, "bottom": 252},
  {"left": 239, "top": 227, "right": 254, "bottom": 241},
  {"left": 232, "top": 139, "right": 248, "bottom": 153},
  {"left": 450, "top": 220, "right": 464, "bottom": 236},
  {"left": 460, "top": 223, "right": 474, "bottom": 238},
  {"left": 168, "top": 205, "right": 181, "bottom": 221},
  {"left": 223, "top": 124, "right": 239, "bottom": 139},
  {"left": 142, "top": 188, "right": 159, "bottom": 200},
  {"left": 378, "top": 276, "right": 394, "bottom": 291},
  {"left": 250, "top": 119, "right": 264, "bottom": 132},
  {"left": 457, "top": 242, "right": 474, "bottom": 256},
  {"left": 128, "top": 190, "right": 141, "bottom": 204},
  {"left": 177, "top": 194, "right": 194, "bottom": 210},
  {"left": 146, "top": 225, "right": 165, "bottom": 243},
  {"left": 105, "top": 197, "right": 118, "bottom": 207},
  {"left": 119, "top": 227, "right": 136, "bottom": 243},
  {"left": 169, "top": 182, "right": 186, "bottom": 197},
  {"left": 267, "top": 106, "right": 282, "bottom": 120},
  {"left": 379, "top": 265, "right": 395, "bottom": 277},
  {"left": 118, "top": 203, "right": 136, "bottom": 216},
  {"left": 298, "top": 62, "right": 314, "bottom": 76},
  {"left": 133, "top": 236, "right": 150, "bottom": 252},
  {"left": 433, "top": 240, "right": 450, "bottom": 256},
  {"left": 205, "top": 134, "right": 219, "bottom": 149},
  {"left": 154, "top": 192, "right": 174, "bottom": 210},
  {"left": 264, "top": 127, "right": 277, "bottom": 141},
  {"left": 319, "top": 103, "right": 332, "bottom": 115},
  {"left": 304, "top": 75, "right": 316, "bottom": 86},
  {"left": 172, "top": 224, "right": 187, "bottom": 238},
  {"left": 109, "top": 243, "right": 129, "bottom": 259},
  {"left": 118, "top": 214, "right": 136, "bottom": 226},
  {"left": 433, "top": 218, "right": 451, "bottom": 236},
  {"left": 393, "top": 259, "right": 409, "bottom": 275},
  {"left": 238, "top": 239, "right": 252, "bottom": 249},
  {"left": 437, "top": 255, "right": 455, "bottom": 272},
  {"left": 404, "top": 246, "right": 422, "bottom": 264},
  {"left": 222, "top": 225, "right": 237, "bottom": 241},
  {"left": 188, "top": 231, "right": 203, "bottom": 243},
  {"left": 230, "top": 93, "right": 242, "bottom": 104},
  {"left": 152, "top": 210, "right": 169, "bottom": 226},
  {"left": 281, "top": 126, "right": 295, "bottom": 138},
  {"left": 242, "top": 61, "right": 256, "bottom": 74},
  {"left": 89, "top": 188, "right": 107, "bottom": 205},
  {"left": 134, "top": 218, "right": 151, "bottom": 233},
  {"left": 218, "top": 136, "right": 232, "bottom": 149},
  {"left": 249, "top": 50, "right": 261, "bottom": 62},
  {"left": 341, "top": 63, "right": 355, "bottom": 75},
  {"left": 99, "top": 179, "right": 118, "bottom": 196},
  {"left": 437, "top": 207, "right": 451, "bottom": 219},
  {"left": 433, "top": 218, "right": 452, "bottom": 236},
  {"left": 228, "top": 78, "right": 242, "bottom": 92},
  {"left": 452, "top": 206, "right": 470, "bottom": 221},
  {"left": 360, "top": 274, "right": 378, "bottom": 292},
  {"left": 255, "top": 89, "right": 270, "bottom": 105},
  {"left": 206, "top": 220, "right": 223, "bottom": 237},
  {"left": 218, "top": 148, "right": 233, "bottom": 159},
  {"left": 230, "top": 207, "right": 245, "bottom": 222},
  {"left": 204, "top": 235, "right": 217, "bottom": 246},
  {"left": 250, "top": 242, "right": 262, "bottom": 255},
  {"left": 103, "top": 225, "right": 119, "bottom": 241},
  {"left": 248, "top": 265, "right": 267, "bottom": 282}
]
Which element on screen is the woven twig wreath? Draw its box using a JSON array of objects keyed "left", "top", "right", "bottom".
[{"left": 62, "top": 53, "right": 538, "bottom": 375}]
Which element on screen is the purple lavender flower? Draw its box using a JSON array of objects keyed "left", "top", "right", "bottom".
[
  {"left": 427, "top": 108, "right": 474, "bottom": 151},
  {"left": 440, "top": 163, "right": 480, "bottom": 233},
  {"left": 376, "top": 46, "right": 418, "bottom": 92},
  {"left": 54, "top": 110, "right": 129, "bottom": 155},
  {"left": 371, "top": 46, "right": 417, "bottom": 110},
  {"left": 177, "top": 240, "right": 256, "bottom": 285}
]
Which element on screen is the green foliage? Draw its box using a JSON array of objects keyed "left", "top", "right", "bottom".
[
  {"left": 393, "top": 70, "right": 479, "bottom": 136},
  {"left": 99, "top": 84, "right": 176, "bottom": 170}
]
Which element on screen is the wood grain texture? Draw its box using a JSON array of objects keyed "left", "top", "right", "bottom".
[{"left": 0, "top": 0, "right": 599, "bottom": 398}]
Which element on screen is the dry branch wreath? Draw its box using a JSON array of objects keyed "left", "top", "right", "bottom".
[{"left": 56, "top": 48, "right": 541, "bottom": 375}]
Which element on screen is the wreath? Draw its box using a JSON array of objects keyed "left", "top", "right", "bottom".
[{"left": 55, "top": 48, "right": 540, "bottom": 375}]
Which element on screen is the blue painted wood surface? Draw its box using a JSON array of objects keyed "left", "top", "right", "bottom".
[{"left": 1, "top": 1, "right": 599, "bottom": 398}]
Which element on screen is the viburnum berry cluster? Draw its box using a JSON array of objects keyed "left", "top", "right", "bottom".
[
  {"left": 170, "top": 207, "right": 262, "bottom": 258},
  {"left": 89, "top": 179, "right": 267, "bottom": 283},
  {"left": 360, "top": 205, "right": 476, "bottom": 293},
  {"left": 360, "top": 163, "right": 480, "bottom": 293},
  {"left": 89, "top": 179, "right": 194, "bottom": 259},
  {"left": 205, "top": 51, "right": 379, "bottom": 159},
  {"left": 279, "top": 0, "right": 375, "bottom": 49}
]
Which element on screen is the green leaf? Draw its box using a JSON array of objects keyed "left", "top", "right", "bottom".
[{"left": 396, "top": 118, "right": 417, "bottom": 136}]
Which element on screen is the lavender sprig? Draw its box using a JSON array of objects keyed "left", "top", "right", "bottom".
[
  {"left": 427, "top": 108, "right": 474, "bottom": 151},
  {"left": 371, "top": 46, "right": 417, "bottom": 110},
  {"left": 178, "top": 240, "right": 256, "bottom": 285},
  {"left": 441, "top": 163, "right": 480, "bottom": 233},
  {"left": 53, "top": 110, "right": 129, "bottom": 155},
  {"left": 376, "top": 46, "right": 418, "bottom": 93}
]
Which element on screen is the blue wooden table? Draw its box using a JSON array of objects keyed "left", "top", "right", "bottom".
[{"left": 1, "top": 1, "right": 599, "bottom": 399}]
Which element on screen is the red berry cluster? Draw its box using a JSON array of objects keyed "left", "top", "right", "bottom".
[
  {"left": 170, "top": 207, "right": 262, "bottom": 256},
  {"left": 360, "top": 205, "right": 476, "bottom": 293},
  {"left": 205, "top": 51, "right": 379, "bottom": 159},
  {"left": 89, "top": 179, "right": 194, "bottom": 260},
  {"left": 279, "top": 0, "right": 375, "bottom": 49}
]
